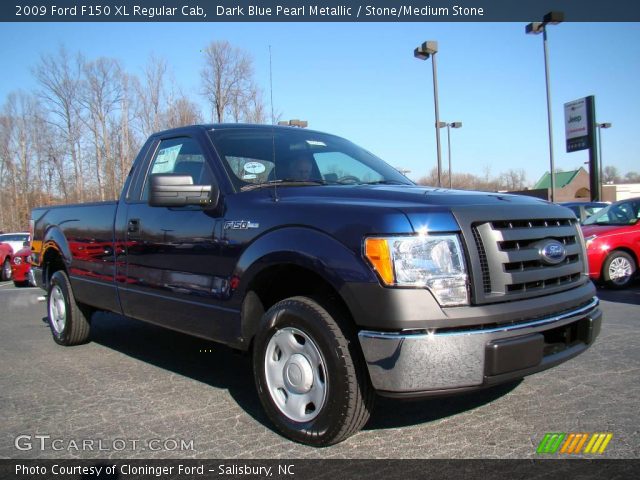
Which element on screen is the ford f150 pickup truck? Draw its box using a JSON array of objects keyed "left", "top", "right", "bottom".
[{"left": 31, "top": 124, "right": 602, "bottom": 446}]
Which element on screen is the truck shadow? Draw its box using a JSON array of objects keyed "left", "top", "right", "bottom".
[
  {"left": 87, "top": 312, "right": 520, "bottom": 436},
  {"left": 596, "top": 283, "right": 640, "bottom": 306}
]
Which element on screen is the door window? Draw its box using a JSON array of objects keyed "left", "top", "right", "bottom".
[{"left": 141, "top": 137, "right": 214, "bottom": 201}]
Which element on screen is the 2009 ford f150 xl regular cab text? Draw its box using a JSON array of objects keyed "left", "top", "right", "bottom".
[{"left": 31, "top": 125, "right": 602, "bottom": 446}]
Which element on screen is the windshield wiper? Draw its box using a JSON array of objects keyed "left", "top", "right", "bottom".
[
  {"left": 359, "top": 180, "right": 410, "bottom": 185},
  {"left": 241, "top": 179, "right": 327, "bottom": 191}
]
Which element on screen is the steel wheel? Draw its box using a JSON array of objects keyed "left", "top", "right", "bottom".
[
  {"left": 264, "top": 327, "right": 328, "bottom": 422},
  {"left": 48, "top": 284, "right": 67, "bottom": 334}
]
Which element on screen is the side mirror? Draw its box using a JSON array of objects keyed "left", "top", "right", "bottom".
[
  {"left": 149, "top": 174, "right": 219, "bottom": 209},
  {"left": 23, "top": 241, "right": 30, "bottom": 247}
]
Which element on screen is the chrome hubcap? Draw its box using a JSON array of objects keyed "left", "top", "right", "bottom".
[
  {"left": 48, "top": 285, "right": 66, "bottom": 334},
  {"left": 264, "top": 327, "right": 327, "bottom": 422},
  {"left": 3, "top": 261, "right": 10, "bottom": 279},
  {"left": 609, "top": 257, "right": 633, "bottom": 284}
]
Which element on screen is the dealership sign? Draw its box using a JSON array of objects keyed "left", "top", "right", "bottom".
[{"left": 564, "top": 96, "right": 594, "bottom": 152}]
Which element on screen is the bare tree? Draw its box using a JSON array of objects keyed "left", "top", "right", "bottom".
[
  {"left": 165, "top": 95, "right": 203, "bottom": 129},
  {"left": 603, "top": 166, "right": 620, "bottom": 184},
  {"left": 201, "top": 40, "right": 255, "bottom": 123},
  {"left": 81, "top": 57, "right": 123, "bottom": 200},
  {"left": 500, "top": 169, "right": 527, "bottom": 191},
  {"left": 135, "top": 54, "right": 168, "bottom": 138},
  {"left": 33, "top": 46, "right": 86, "bottom": 202}
]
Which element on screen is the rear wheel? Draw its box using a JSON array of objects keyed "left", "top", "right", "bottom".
[
  {"left": 602, "top": 251, "right": 636, "bottom": 289},
  {"left": 47, "top": 270, "right": 91, "bottom": 345},
  {"left": 1, "top": 258, "right": 11, "bottom": 281},
  {"left": 253, "top": 296, "right": 373, "bottom": 446}
]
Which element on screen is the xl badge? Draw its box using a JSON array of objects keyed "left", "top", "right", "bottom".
[{"left": 539, "top": 239, "right": 567, "bottom": 265}]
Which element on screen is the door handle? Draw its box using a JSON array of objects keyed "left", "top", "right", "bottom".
[{"left": 127, "top": 219, "right": 140, "bottom": 234}]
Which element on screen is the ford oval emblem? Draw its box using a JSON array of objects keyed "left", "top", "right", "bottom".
[{"left": 539, "top": 240, "right": 567, "bottom": 265}]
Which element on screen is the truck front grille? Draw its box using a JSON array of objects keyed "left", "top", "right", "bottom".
[{"left": 469, "top": 217, "right": 586, "bottom": 303}]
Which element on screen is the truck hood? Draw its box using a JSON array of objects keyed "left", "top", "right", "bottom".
[{"left": 276, "top": 184, "right": 552, "bottom": 209}]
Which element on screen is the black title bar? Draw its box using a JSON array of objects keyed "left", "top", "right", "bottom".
[{"left": 4, "top": 0, "right": 640, "bottom": 22}]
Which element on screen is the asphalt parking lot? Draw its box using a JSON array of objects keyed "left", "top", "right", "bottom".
[{"left": 1, "top": 280, "right": 638, "bottom": 459}]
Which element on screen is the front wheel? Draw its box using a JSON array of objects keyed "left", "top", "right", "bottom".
[
  {"left": 602, "top": 251, "right": 636, "bottom": 289},
  {"left": 253, "top": 296, "right": 373, "bottom": 446},
  {"left": 47, "top": 270, "right": 91, "bottom": 345},
  {"left": 1, "top": 258, "right": 11, "bottom": 281}
]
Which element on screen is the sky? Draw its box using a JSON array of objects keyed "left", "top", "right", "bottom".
[{"left": 0, "top": 21, "right": 638, "bottom": 185}]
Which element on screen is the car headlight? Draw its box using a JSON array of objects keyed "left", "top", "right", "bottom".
[
  {"left": 584, "top": 234, "right": 597, "bottom": 248},
  {"left": 13, "top": 256, "right": 22, "bottom": 265},
  {"left": 364, "top": 234, "right": 469, "bottom": 306}
]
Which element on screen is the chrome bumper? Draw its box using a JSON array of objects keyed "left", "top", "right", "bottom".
[{"left": 358, "top": 297, "right": 602, "bottom": 395}]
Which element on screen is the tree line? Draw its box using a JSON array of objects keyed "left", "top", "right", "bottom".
[
  {"left": 417, "top": 166, "right": 528, "bottom": 192},
  {"left": 0, "top": 40, "right": 269, "bottom": 232}
]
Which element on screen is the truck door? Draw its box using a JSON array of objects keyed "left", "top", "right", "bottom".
[{"left": 118, "top": 133, "right": 238, "bottom": 342}]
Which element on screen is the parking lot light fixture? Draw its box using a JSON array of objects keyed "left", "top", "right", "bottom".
[
  {"left": 526, "top": 11, "right": 564, "bottom": 202},
  {"left": 414, "top": 40, "right": 443, "bottom": 187}
]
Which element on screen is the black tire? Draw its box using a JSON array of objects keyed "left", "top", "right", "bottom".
[
  {"left": 1, "top": 258, "right": 11, "bottom": 281},
  {"left": 13, "top": 280, "right": 28, "bottom": 288},
  {"left": 602, "top": 251, "right": 636, "bottom": 289},
  {"left": 252, "top": 296, "right": 374, "bottom": 446},
  {"left": 47, "top": 270, "right": 91, "bottom": 345}
]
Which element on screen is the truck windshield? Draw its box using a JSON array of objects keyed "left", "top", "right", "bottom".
[
  {"left": 207, "top": 127, "right": 413, "bottom": 191},
  {"left": 583, "top": 199, "right": 640, "bottom": 226}
]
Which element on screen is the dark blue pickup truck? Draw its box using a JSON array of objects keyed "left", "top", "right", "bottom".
[{"left": 31, "top": 124, "right": 601, "bottom": 445}]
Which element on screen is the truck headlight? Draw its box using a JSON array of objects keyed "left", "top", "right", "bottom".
[
  {"left": 365, "top": 234, "right": 469, "bottom": 306},
  {"left": 13, "top": 256, "right": 22, "bottom": 265}
]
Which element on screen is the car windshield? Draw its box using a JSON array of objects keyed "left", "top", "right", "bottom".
[
  {"left": 208, "top": 127, "right": 413, "bottom": 191},
  {"left": 0, "top": 234, "right": 28, "bottom": 242},
  {"left": 583, "top": 199, "right": 640, "bottom": 226}
]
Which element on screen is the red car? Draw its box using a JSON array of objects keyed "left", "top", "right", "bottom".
[
  {"left": 581, "top": 197, "right": 640, "bottom": 288},
  {"left": 11, "top": 246, "right": 35, "bottom": 287},
  {"left": 0, "top": 242, "right": 12, "bottom": 281}
]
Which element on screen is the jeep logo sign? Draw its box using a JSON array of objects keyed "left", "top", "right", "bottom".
[{"left": 539, "top": 240, "right": 567, "bottom": 265}]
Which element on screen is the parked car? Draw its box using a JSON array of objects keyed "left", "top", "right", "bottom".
[
  {"left": 0, "top": 232, "right": 30, "bottom": 254},
  {"left": 560, "top": 201, "right": 608, "bottom": 223},
  {"left": 11, "top": 246, "right": 35, "bottom": 287},
  {"left": 0, "top": 242, "right": 12, "bottom": 281},
  {"left": 582, "top": 197, "right": 640, "bottom": 288}
]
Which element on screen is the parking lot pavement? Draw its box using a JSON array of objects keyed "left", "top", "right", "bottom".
[{"left": 0, "top": 281, "right": 638, "bottom": 459}]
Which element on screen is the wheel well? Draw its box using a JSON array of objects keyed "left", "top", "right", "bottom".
[
  {"left": 241, "top": 264, "right": 353, "bottom": 348},
  {"left": 42, "top": 248, "right": 66, "bottom": 289}
]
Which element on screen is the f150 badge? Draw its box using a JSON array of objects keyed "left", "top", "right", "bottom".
[{"left": 224, "top": 220, "right": 260, "bottom": 230}]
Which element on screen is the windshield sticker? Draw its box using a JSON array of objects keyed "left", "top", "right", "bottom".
[
  {"left": 242, "top": 174, "right": 257, "bottom": 180},
  {"left": 244, "top": 162, "right": 266, "bottom": 175}
]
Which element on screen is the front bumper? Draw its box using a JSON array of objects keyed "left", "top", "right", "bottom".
[{"left": 358, "top": 297, "right": 602, "bottom": 397}]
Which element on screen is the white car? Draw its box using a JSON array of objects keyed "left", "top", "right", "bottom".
[{"left": 0, "top": 232, "right": 30, "bottom": 254}]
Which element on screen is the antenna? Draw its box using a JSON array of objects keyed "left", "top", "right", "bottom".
[
  {"left": 269, "top": 45, "right": 275, "bottom": 125},
  {"left": 269, "top": 45, "right": 279, "bottom": 202}
]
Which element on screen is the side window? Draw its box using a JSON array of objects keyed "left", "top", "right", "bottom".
[
  {"left": 141, "top": 137, "right": 215, "bottom": 201},
  {"left": 315, "top": 152, "right": 384, "bottom": 183}
]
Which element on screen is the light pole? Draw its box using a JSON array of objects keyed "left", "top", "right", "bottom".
[
  {"left": 439, "top": 121, "right": 462, "bottom": 188},
  {"left": 414, "top": 41, "right": 443, "bottom": 187},
  {"left": 526, "top": 11, "right": 564, "bottom": 202},
  {"left": 597, "top": 122, "right": 612, "bottom": 199}
]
